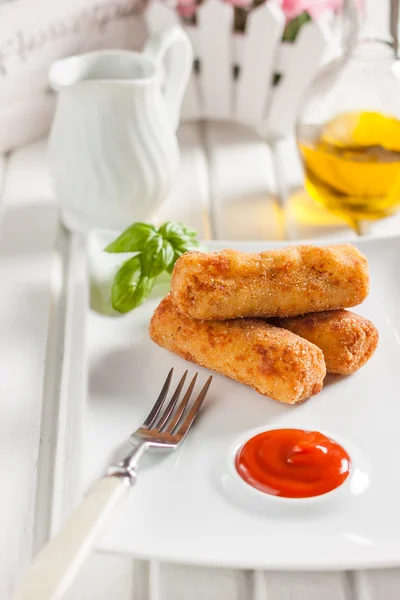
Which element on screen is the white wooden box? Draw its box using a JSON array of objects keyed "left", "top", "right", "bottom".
[{"left": 0, "top": 0, "right": 148, "bottom": 153}]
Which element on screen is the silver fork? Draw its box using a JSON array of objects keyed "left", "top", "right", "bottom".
[{"left": 13, "top": 369, "right": 212, "bottom": 600}]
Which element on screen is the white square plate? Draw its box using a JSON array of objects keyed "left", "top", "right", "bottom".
[{"left": 83, "top": 233, "right": 400, "bottom": 570}]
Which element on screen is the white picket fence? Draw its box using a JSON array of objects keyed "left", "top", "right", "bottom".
[{"left": 146, "top": 0, "right": 335, "bottom": 140}]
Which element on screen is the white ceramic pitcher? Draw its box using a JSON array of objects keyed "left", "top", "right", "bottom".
[{"left": 48, "top": 26, "right": 193, "bottom": 231}]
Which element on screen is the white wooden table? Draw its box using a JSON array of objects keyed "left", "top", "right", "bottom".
[{"left": 2, "top": 122, "right": 400, "bottom": 600}]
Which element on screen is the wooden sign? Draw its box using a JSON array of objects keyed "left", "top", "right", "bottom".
[{"left": 0, "top": 0, "right": 148, "bottom": 153}]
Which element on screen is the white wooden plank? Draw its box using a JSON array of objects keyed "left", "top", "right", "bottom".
[
  {"left": 351, "top": 571, "right": 374, "bottom": 600},
  {"left": 0, "top": 139, "right": 58, "bottom": 598},
  {"left": 271, "top": 137, "right": 354, "bottom": 241},
  {"left": 50, "top": 233, "right": 87, "bottom": 535},
  {"left": 232, "top": 34, "right": 243, "bottom": 129},
  {"left": 149, "top": 561, "right": 161, "bottom": 600},
  {"left": 263, "top": 20, "right": 332, "bottom": 140},
  {"left": 277, "top": 37, "right": 339, "bottom": 80},
  {"left": 275, "top": 43, "right": 294, "bottom": 74},
  {"left": 41, "top": 231, "right": 140, "bottom": 600},
  {"left": 203, "top": 122, "right": 283, "bottom": 241},
  {"left": 37, "top": 229, "right": 141, "bottom": 600},
  {"left": 133, "top": 559, "right": 151, "bottom": 600},
  {"left": 252, "top": 570, "right": 268, "bottom": 600},
  {"left": 32, "top": 226, "right": 68, "bottom": 556},
  {"left": 0, "top": 93, "right": 55, "bottom": 155},
  {"left": 277, "top": 26, "right": 338, "bottom": 77},
  {"left": 48, "top": 232, "right": 91, "bottom": 600},
  {"left": 181, "top": 26, "right": 202, "bottom": 121},
  {"left": 180, "top": 71, "right": 202, "bottom": 122},
  {"left": 159, "top": 564, "right": 251, "bottom": 600},
  {"left": 233, "top": 34, "right": 244, "bottom": 69},
  {"left": 260, "top": 572, "right": 350, "bottom": 600},
  {"left": 352, "top": 570, "right": 400, "bottom": 600},
  {"left": 146, "top": 1, "right": 178, "bottom": 33},
  {"left": 156, "top": 123, "right": 211, "bottom": 239},
  {"left": 67, "top": 554, "right": 134, "bottom": 600},
  {"left": 198, "top": 0, "right": 233, "bottom": 121},
  {"left": 235, "top": 4, "right": 284, "bottom": 127},
  {"left": 1, "top": 139, "right": 53, "bottom": 201},
  {"left": 186, "top": 26, "right": 200, "bottom": 55},
  {"left": 0, "top": 154, "right": 6, "bottom": 197}
]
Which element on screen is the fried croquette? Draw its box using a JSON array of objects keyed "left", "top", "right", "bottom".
[
  {"left": 270, "top": 310, "right": 378, "bottom": 375},
  {"left": 170, "top": 244, "right": 369, "bottom": 321},
  {"left": 149, "top": 295, "right": 326, "bottom": 404}
]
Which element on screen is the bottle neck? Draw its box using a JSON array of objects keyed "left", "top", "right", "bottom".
[
  {"left": 341, "top": 0, "right": 398, "bottom": 59},
  {"left": 351, "top": 38, "right": 396, "bottom": 61},
  {"left": 357, "top": 0, "right": 395, "bottom": 47}
]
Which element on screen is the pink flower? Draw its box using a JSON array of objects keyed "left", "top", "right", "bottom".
[
  {"left": 224, "top": 0, "right": 253, "bottom": 7},
  {"left": 176, "top": 0, "right": 198, "bottom": 18},
  {"left": 280, "top": 0, "right": 363, "bottom": 21}
]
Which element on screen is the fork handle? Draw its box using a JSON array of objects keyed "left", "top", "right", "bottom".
[{"left": 12, "top": 476, "right": 127, "bottom": 600}]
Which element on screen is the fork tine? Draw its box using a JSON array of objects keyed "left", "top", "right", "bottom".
[
  {"left": 154, "top": 371, "right": 188, "bottom": 430},
  {"left": 175, "top": 376, "right": 212, "bottom": 438},
  {"left": 162, "top": 373, "right": 198, "bottom": 434},
  {"left": 142, "top": 368, "right": 173, "bottom": 429}
]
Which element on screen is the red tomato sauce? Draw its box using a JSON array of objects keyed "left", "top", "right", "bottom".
[{"left": 235, "top": 429, "right": 350, "bottom": 498}]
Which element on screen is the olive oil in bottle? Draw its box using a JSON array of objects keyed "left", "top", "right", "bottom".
[{"left": 298, "top": 111, "right": 400, "bottom": 221}]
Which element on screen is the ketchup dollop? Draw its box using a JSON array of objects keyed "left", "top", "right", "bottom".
[{"left": 235, "top": 429, "right": 350, "bottom": 498}]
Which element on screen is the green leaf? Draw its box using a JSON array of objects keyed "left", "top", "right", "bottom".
[
  {"left": 282, "top": 11, "right": 311, "bottom": 43},
  {"left": 105, "top": 220, "right": 202, "bottom": 314},
  {"left": 162, "top": 239, "right": 175, "bottom": 270},
  {"left": 159, "top": 221, "right": 197, "bottom": 237},
  {"left": 110, "top": 256, "right": 154, "bottom": 313},
  {"left": 159, "top": 221, "right": 200, "bottom": 256},
  {"left": 158, "top": 222, "right": 201, "bottom": 274},
  {"left": 104, "top": 222, "right": 157, "bottom": 253},
  {"left": 166, "top": 252, "right": 181, "bottom": 274},
  {"left": 159, "top": 221, "right": 198, "bottom": 242},
  {"left": 139, "top": 234, "right": 174, "bottom": 278}
]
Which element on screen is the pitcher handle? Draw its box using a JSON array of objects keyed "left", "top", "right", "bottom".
[{"left": 144, "top": 25, "right": 193, "bottom": 131}]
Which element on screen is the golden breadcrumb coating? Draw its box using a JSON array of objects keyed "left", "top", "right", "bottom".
[
  {"left": 149, "top": 295, "right": 326, "bottom": 405},
  {"left": 270, "top": 310, "right": 378, "bottom": 375},
  {"left": 170, "top": 244, "right": 369, "bottom": 320}
]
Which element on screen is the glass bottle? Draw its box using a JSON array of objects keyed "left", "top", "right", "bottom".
[{"left": 296, "top": 0, "right": 400, "bottom": 231}]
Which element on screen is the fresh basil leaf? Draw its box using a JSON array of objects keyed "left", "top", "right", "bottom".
[
  {"left": 159, "top": 221, "right": 198, "bottom": 242},
  {"left": 166, "top": 252, "right": 181, "bottom": 274},
  {"left": 176, "top": 238, "right": 200, "bottom": 252},
  {"left": 105, "top": 222, "right": 157, "bottom": 253},
  {"left": 106, "top": 220, "right": 202, "bottom": 313},
  {"left": 140, "top": 235, "right": 175, "bottom": 278},
  {"left": 140, "top": 234, "right": 163, "bottom": 276},
  {"left": 164, "top": 246, "right": 195, "bottom": 274},
  {"left": 159, "top": 223, "right": 201, "bottom": 274},
  {"left": 111, "top": 256, "right": 154, "bottom": 313},
  {"left": 163, "top": 234, "right": 200, "bottom": 255},
  {"left": 162, "top": 240, "right": 175, "bottom": 270}
]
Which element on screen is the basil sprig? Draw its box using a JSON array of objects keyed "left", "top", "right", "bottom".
[{"left": 105, "top": 221, "right": 200, "bottom": 313}]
